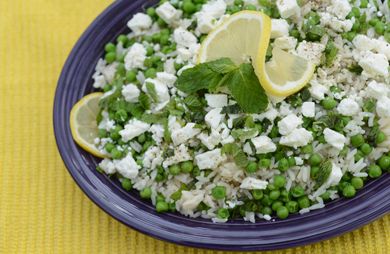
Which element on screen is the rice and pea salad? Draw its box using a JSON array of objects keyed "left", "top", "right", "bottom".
[{"left": 89, "top": 0, "right": 390, "bottom": 222}]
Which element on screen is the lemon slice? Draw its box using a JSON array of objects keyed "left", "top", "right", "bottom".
[
  {"left": 70, "top": 92, "right": 106, "bottom": 158},
  {"left": 256, "top": 47, "right": 316, "bottom": 97},
  {"left": 198, "top": 10, "right": 271, "bottom": 65},
  {"left": 198, "top": 11, "right": 315, "bottom": 97}
]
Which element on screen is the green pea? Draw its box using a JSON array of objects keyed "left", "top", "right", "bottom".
[
  {"left": 375, "top": 131, "right": 386, "bottom": 144},
  {"left": 288, "top": 157, "right": 296, "bottom": 167},
  {"left": 121, "top": 178, "right": 132, "bottom": 191},
  {"left": 145, "top": 46, "right": 154, "bottom": 56},
  {"left": 192, "top": 166, "right": 200, "bottom": 177},
  {"left": 157, "top": 18, "right": 167, "bottom": 27},
  {"left": 182, "top": 0, "right": 196, "bottom": 13},
  {"left": 309, "top": 153, "right": 322, "bottom": 166},
  {"left": 354, "top": 150, "right": 364, "bottom": 162},
  {"left": 105, "top": 52, "right": 116, "bottom": 64},
  {"left": 352, "top": 20, "right": 360, "bottom": 32},
  {"left": 216, "top": 208, "right": 230, "bottom": 219},
  {"left": 125, "top": 70, "right": 137, "bottom": 83},
  {"left": 246, "top": 161, "right": 258, "bottom": 173},
  {"left": 286, "top": 201, "right": 298, "bottom": 213},
  {"left": 181, "top": 161, "right": 194, "bottom": 173},
  {"left": 321, "top": 97, "right": 337, "bottom": 110},
  {"left": 351, "top": 134, "right": 365, "bottom": 147},
  {"left": 104, "top": 43, "right": 116, "bottom": 52},
  {"left": 290, "top": 28, "right": 300, "bottom": 39},
  {"left": 291, "top": 186, "right": 305, "bottom": 198},
  {"left": 104, "top": 143, "right": 115, "bottom": 153},
  {"left": 137, "top": 133, "right": 146, "bottom": 144},
  {"left": 259, "top": 158, "right": 271, "bottom": 168},
  {"left": 342, "top": 185, "right": 356, "bottom": 198},
  {"left": 146, "top": 7, "right": 157, "bottom": 17},
  {"left": 369, "top": 18, "right": 380, "bottom": 27},
  {"left": 273, "top": 175, "right": 286, "bottom": 188},
  {"left": 261, "top": 194, "right": 272, "bottom": 206},
  {"left": 368, "top": 164, "right": 382, "bottom": 178},
  {"left": 351, "top": 177, "right": 364, "bottom": 190},
  {"left": 169, "top": 165, "right": 181, "bottom": 175},
  {"left": 310, "top": 166, "right": 319, "bottom": 179},
  {"left": 111, "top": 148, "right": 123, "bottom": 159},
  {"left": 140, "top": 187, "right": 152, "bottom": 199},
  {"left": 301, "top": 144, "right": 313, "bottom": 154},
  {"left": 378, "top": 156, "right": 390, "bottom": 170},
  {"left": 375, "top": 22, "right": 385, "bottom": 35},
  {"left": 98, "top": 129, "right": 107, "bottom": 138},
  {"left": 351, "top": 7, "right": 360, "bottom": 17},
  {"left": 145, "top": 68, "right": 157, "bottom": 78},
  {"left": 244, "top": 4, "right": 257, "bottom": 10},
  {"left": 276, "top": 206, "right": 289, "bottom": 219},
  {"left": 156, "top": 201, "right": 169, "bottom": 213},
  {"left": 360, "top": 143, "right": 372, "bottom": 155},
  {"left": 252, "top": 189, "right": 264, "bottom": 200},
  {"left": 269, "top": 126, "right": 279, "bottom": 138},
  {"left": 320, "top": 191, "right": 331, "bottom": 201},
  {"left": 211, "top": 186, "right": 226, "bottom": 200},
  {"left": 262, "top": 206, "right": 272, "bottom": 215},
  {"left": 360, "top": 0, "right": 368, "bottom": 8},
  {"left": 298, "top": 196, "right": 310, "bottom": 208},
  {"left": 160, "top": 34, "right": 170, "bottom": 45},
  {"left": 269, "top": 190, "right": 281, "bottom": 200},
  {"left": 117, "top": 34, "right": 128, "bottom": 45},
  {"left": 278, "top": 158, "right": 289, "bottom": 172}
]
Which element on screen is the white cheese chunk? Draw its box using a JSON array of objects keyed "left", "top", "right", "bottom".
[
  {"left": 324, "top": 163, "right": 343, "bottom": 187},
  {"left": 127, "top": 13, "right": 152, "bottom": 35},
  {"left": 240, "top": 177, "right": 268, "bottom": 190},
  {"left": 309, "top": 82, "right": 328, "bottom": 100},
  {"left": 279, "top": 128, "right": 313, "bottom": 148},
  {"left": 122, "top": 83, "right": 140, "bottom": 103},
  {"left": 201, "top": 0, "right": 227, "bottom": 19},
  {"left": 196, "top": 14, "right": 216, "bottom": 34},
  {"left": 98, "top": 159, "right": 116, "bottom": 174},
  {"left": 278, "top": 114, "right": 303, "bottom": 135},
  {"left": 366, "top": 80, "right": 389, "bottom": 99},
  {"left": 358, "top": 51, "right": 389, "bottom": 77},
  {"left": 156, "top": 2, "right": 182, "bottom": 24},
  {"left": 271, "top": 19, "right": 289, "bottom": 38},
  {"left": 205, "top": 94, "right": 228, "bottom": 108},
  {"left": 195, "top": 149, "right": 226, "bottom": 170},
  {"left": 176, "top": 190, "right": 205, "bottom": 216},
  {"left": 296, "top": 41, "right": 325, "bottom": 65},
  {"left": 197, "top": 130, "right": 222, "bottom": 150},
  {"left": 115, "top": 154, "right": 140, "bottom": 180},
  {"left": 119, "top": 119, "right": 150, "bottom": 142},
  {"left": 301, "top": 102, "right": 315, "bottom": 117},
  {"left": 251, "top": 136, "right": 277, "bottom": 154},
  {"left": 173, "top": 27, "right": 198, "bottom": 48},
  {"left": 324, "top": 128, "right": 346, "bottom": 150},
  {"left": 205, "top": 108, "right": 224, "bottom": 129},
  {"left": 276, "top": 0, "right": 300, "bottom": 19},
  {"left": 327, "top": 0, "right": 351, "bottom": 20},
  {"left": 171, "top": 123, "right": 202, "bottom": 146},
  {"left": 353, "top": 35, "right": 375, "bottom": 51},
  {"left": 337, "top": 98, "right": 360, "bottom": 116},
  {"left": 376, "top": 96, "right": 390, "bottom": 118},
  {"left": 274, "top": 36, "right": 298, "bottom": 50},
  {"left": 124, "top": 43, "right": 147, "bottom": 70}
]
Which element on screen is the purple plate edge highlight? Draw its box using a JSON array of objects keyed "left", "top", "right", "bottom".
[{"left": 53, "top": 0, "right": 390, "bottom": 251}]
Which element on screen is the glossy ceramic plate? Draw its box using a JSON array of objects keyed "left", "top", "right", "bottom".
[{"left": 53, "top": 0, "right": 390, "bottom": 250}]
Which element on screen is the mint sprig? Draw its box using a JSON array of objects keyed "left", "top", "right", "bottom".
[{"left": 175, "top": 58, "right": 269, "bottom": 113}]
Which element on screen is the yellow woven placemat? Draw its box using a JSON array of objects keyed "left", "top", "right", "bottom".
[{"left": 0, "top": 0, "right": 389, "bottom": 253}]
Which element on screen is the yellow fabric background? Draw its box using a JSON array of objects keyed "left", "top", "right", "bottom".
[{"left": 0, "top": 0, "right": 389, "bottom": 253}]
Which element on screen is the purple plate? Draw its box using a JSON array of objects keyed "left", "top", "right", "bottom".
[{"left": 53, "top": 0, "right": 390, "bottom": 250}]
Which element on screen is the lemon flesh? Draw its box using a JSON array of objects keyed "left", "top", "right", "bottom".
[{"left": 70, "top": 92, "right": 106, "bottom": 158}]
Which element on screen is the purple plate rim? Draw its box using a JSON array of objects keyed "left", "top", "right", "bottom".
[{"left": 53, "top": 0, "right": 390, "bottom": 251}]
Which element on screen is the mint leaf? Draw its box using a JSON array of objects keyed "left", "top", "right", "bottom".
[
  {"left": 315, "top": 160, "right": 332, "bottom": 189},
  {"left": 231, "top": 129, "right": 258, "bottom": 141},
  {"left": 176, "top": 64, "right": 223, "bottom": 94},
  {"left": 183, "top": 94, "right": 204, "bottom": 110},
  {"left": 139, "top": 92, "right": 151, "bottom": 110},
  {"left": 145, "top": 82, "right": 159, "bottom": 102},
  {"left": 223, "top": 63, "right": 269, "bottom": 113},
  {"left": 206, "top": 58, "right": 237, "bottom": 74},
  {"left": 221, "top": 143, "right": 249, "bottom": 168},
  {"left": 221, "top": 104, "right": 242, "bottom": 114}
]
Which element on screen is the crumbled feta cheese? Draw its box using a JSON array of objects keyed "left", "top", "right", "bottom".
[
  {"left": 171, "top": 123, "right": 202, "bottom": 145},
  {"left": 99, "top": 159, "right": 116, "bottom": 174},
  {"left": 156, "top": 72, "right": 177, "bottom": 88},
  {"left": 93, "top": 74, "right": 106, "bottom": 89},
  {"left": 296, "top": 41, "right": 325, "bottom": 65},
  {"left": 274, "top": 36, "right": 298, "bottom": 50},
  {"left": 205, "top": 108, "right": 224, "bottom": 129},
  {"left": 279, "top": 128, "right": 313, "bottom": 148},
  {"left": 101, "top": 63, "right": 118, "bottom": 84},
  {"left": 309, "top": 82, "right": 328, "bottom": 100},
  {"left": 201, "top": 0, "right": 227, "bottom": 19},
  {"left": 353, "top": 35, "right": 375, "bottom": 51},
  {"left": 319, "top": 12, "right": 353, "bottom": 32},
  {"left": 164, "top": 59, "right": 176, "bottom": 74},
  {"left": 196, "top": 14, "right": 216, "bottom": 34},
  {"left": 243, "top": 142, "right": 253, "bottom": 155},
  {"left": 327, "top": 0, "right": 351, "bottom": 20},
  {"left": 324, "top": 128, "right": 346, "bottom": 150},
  {"left": 119, "top": 119, "right": 150, "bottom": 142},
  {"left": 122, "top": 83, "right": 140, "bottom": 103},
  {"left": 176, "top": 47, "right": 192, "bottom": 62},
  {"left": 195, "top": 149, "right": 226, "bottom": 170},
  {"left": 124, "top": 43, "right": 146, "bottom": 70},
  {"left": 376, "top": 96, "right": 390, "bottom": 118},
  {"left": 271, "top": 19, "right": 289, "bottom": 38},
  {"left": 198, "top": 130, "right": 221, "bottom": 150},
  {"left": 251, "top": 136, "right": 277, "bottom": 154},
  {"left": 301, "top": 102, "right": 315, "bottom": 117},
  {"left": 143, "top": 78, "right": 170, "bottom": 106},
  {"left": 176, "top": 190, "right": 205, "bottom": 216},
  {"left": 205, "top": 94, "right": 228, "bottom": 108},
  {"left": 115, "top": 154, "right": 140, "bottom": 180},
  {"left": 276, "top": 0, "right": 300, "bottom": 19},
  {"left": 127, "top": 13, "right": 152, "bottom": 35},
  {"left": 149, "top": 124, "right": 165, "bottom": 144},
  {"left": 324, "top": 163, "right": 343, "bottom": 187},
  {"left": 240, "top": 177, "right": 268, "bottom": 190},
  {"left": 142, "top": 146, "right": 163, "bottom": 170},
  {"left": 337, "top": 98, "right": 360, "bottom": 116},
  {"left": 358, "top": 51, "right": 389, "bottom": 77},
  {"left": 218, "top": 162, "right": 244, "bottom": 182},
  {"left": 374, "top": 39, "right": 390, "bottom": 60},
  {"left": 98, "top": 111, "right": 115, "bottom": 131},
  {"left": 156, "top": 2, "right": 182, "bottom": 24},
  {"left": 173, "top": 27, "right": 198, "bottom": 48},
  {"left": 163, "top": 144, "right": 192, "bottom": 168},
  {"left": 278, "top": 114, "right": 303, "bottom": 135},
  {"left": 366, "top": 80, "right": 389, "bottom": 99}
]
